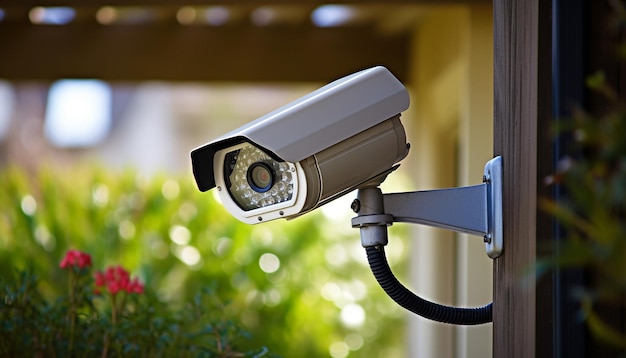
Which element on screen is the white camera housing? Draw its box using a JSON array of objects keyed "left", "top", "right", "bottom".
[{"left": 191, "top": 66, "right": 410, "bottom": 223}]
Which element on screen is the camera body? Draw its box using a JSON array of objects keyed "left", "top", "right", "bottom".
[{"left": 191, "top": 66, "right": 410, "bottom": 223}]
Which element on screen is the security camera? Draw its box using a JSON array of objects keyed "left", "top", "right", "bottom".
[
  {"left": 190, "top": 66, "right": 410, "bottom": 224},
  {"left": 191, "top": 66, "right": 503, "bottom": 326}
]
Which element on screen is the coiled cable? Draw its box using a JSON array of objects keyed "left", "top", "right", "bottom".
[{"left": 365, "top": 245, "right": 492, "bottom": 325}]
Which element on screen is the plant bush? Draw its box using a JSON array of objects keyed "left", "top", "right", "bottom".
[
  {"left": 1, "top": 250, "right": 269, "bottom": 357},
  {"left": 0, "top": 165, "right": 409, "bottom": 357}
]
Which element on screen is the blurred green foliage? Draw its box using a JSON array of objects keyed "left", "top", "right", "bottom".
[
  {"left": 1, "top": 267, "right": 272, "bottom": 357},
  {"left": 539, "top": 72, "right": 626, "bottom": 350},
  {"left": 537, "top": 1, "right": 626, "bottom": 351},
  {"left": 0, "top": 165, "right": 408, "bottom": 357}
]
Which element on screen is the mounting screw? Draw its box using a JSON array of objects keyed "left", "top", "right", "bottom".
[
  {"left": 482, "top": 174, "right": 490, "bottom": 184},
  {"left": 351, "top": 199, "right": 360, "bottom": 213},
  {"left": 483, "top": 234, "right": 492, "bottom": 244}
]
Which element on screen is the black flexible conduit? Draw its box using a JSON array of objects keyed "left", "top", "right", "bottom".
[{"left": 365, "top": 245, "right": 492, "bottom": 325}]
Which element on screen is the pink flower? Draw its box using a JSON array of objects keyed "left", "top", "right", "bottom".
[
  {"left": 94, "top": 265, "right": 144, "bottom": 296},
  {"left": 94, "top": 270, "right": 105, "bottom": 286},
  {"left": 128, "top": 277, "right": 145, "bottom": 294},
  {"left": 60, "top": 250, "right": 92, "bottom": 270}
]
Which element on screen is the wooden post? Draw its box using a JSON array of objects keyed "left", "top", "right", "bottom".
[{"left": 492, "top": 0, "right": 547, "bottom": 356}]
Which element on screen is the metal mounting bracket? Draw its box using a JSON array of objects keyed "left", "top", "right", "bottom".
[{"left": 352, "top": 156, "right": 503, "bottom": 259}]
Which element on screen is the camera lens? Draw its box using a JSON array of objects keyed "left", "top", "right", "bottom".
[
  {"left": 222, "top": 143, "right": 294, "bottom": 211},
  {"left": 247, "top": 162, "right": 274, "bottom": 193}
]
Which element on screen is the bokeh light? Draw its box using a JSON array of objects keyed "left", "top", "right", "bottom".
[{"left": 44, "top": 80, "right": 112, "bottom": 148}]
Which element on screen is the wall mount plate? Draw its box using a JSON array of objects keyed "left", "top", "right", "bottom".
[{"left": 483, "top": 156, "right": 503, "bottom": 259}]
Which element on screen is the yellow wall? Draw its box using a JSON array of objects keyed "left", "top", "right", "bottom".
[{"left": 404, "top": 5, "right": 493, "bottom": 357}]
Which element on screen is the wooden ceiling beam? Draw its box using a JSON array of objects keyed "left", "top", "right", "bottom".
[
  {"left": 1, "top": 0, "right": 489, "bottom": 6},
  {"left": 0, "top": 24, "right": 410, "bottom": 82}
]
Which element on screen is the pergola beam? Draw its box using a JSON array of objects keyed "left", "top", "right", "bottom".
[
  {"left": 2, "top": 0, "right": 489, "bottom": 6},
  {"left": 0, "top": 24, "right": 409, "bottom": 82}
]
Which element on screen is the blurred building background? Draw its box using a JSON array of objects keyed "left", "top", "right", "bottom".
[{"left": 0, "top": 1, "right": 493, "bottom": 357}]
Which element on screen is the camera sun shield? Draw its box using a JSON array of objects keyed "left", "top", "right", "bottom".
[{"left": 190, "top": 66, "right": 409, "bottom": 192}]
